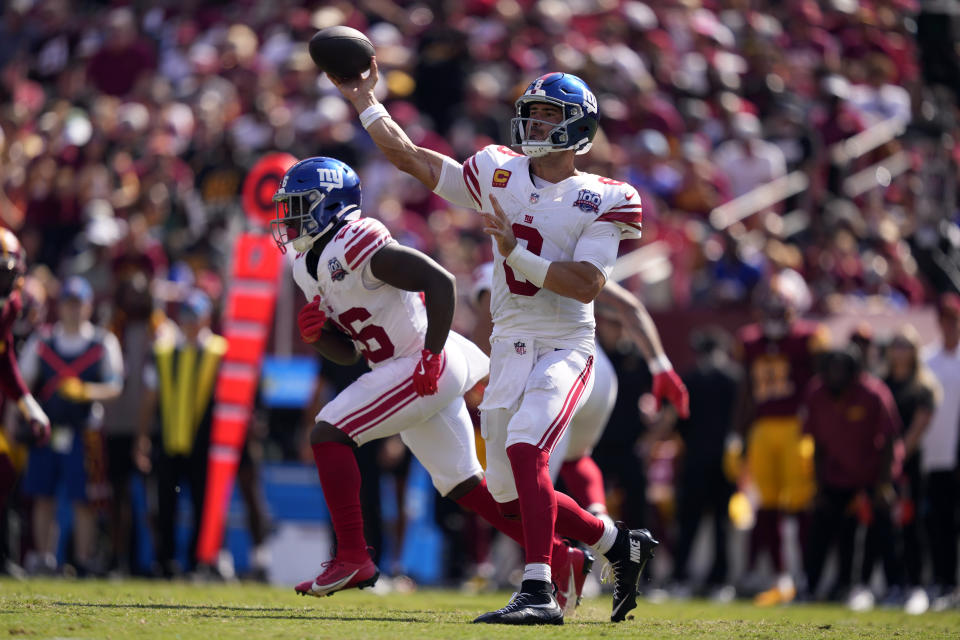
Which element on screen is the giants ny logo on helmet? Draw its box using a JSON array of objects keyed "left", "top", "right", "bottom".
[{"left": 316, "top": 167, "right": 344, "bottom": 191}]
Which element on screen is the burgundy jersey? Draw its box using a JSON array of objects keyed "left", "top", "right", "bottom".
[
  {"left": 0, "top": 291, "right": 28, "bottom": 402},
  {"left": 737, "top": 320, "right": 828, "bottom": 419}
]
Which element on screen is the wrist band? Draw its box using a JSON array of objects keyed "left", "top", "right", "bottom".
[
  {"left": 359, "top": 103, "right": 389, "bottom": 129},
  {"left": 505, "top": 244, "right": 550, "bottom": 288},
  {"left": 648, "top": 353, "right": 672, "bottom": 374}
]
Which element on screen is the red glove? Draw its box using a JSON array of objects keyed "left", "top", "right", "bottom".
[
  {"left": 412, "top": 349, "right": 443, "bottom": 396},
  {"left": 298, "top": 296, "right": 327, "bottom": 343},
  {"left": 651, "top": 358, "right": 690, "bottom": 419}
]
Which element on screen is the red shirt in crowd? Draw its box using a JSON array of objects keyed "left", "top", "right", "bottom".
[{"left": 803, "top": 373, "right": 902, "bottom": 489}]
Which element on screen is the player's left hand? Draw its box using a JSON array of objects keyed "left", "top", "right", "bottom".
[
  {"left": 412, "top": 349, "right": 443, "bottom": 396},
  {"left": 652, "top": 366, "right": 689, "bottom": 418},
  {"left": 482, "top": 195, "right": 517, "bottom": 258}
]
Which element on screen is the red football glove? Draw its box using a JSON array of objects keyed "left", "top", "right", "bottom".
[
  {"left": 651, "top": 359, "right": 690, "bottom": 419},
  {"left": 412, "top": 349, "right": 443, "bottom": 396},
  {"left": 298, "top": 296, "right": 327, "bottom": 344}
]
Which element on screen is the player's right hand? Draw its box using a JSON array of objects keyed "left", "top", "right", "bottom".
[
  {"left": 329, "top": 56, "right": 380, "bottom": 109},
  {"left": 298, "top": 296, "right": 327, "bottom": 343}
]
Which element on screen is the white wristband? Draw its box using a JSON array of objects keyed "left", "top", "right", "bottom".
[
  {"left": 648, "top": 353, "right": 672, "bottom": 374},
  {"left": 359, "top": 103, "right": 389, "bottom": 129},
  {"left": 505, "top": 244, "right": 550, "bottom": 288},
  {"left": 17, "top": 393, "right": 49, "bottom": 425}
]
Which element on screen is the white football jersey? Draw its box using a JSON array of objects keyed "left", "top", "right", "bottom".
[
  {"left": 292, "top": 217, "right": 428, "bottom": 368},
  {"left": 461, "top": 144, "right": 642, "bottom": 351}
]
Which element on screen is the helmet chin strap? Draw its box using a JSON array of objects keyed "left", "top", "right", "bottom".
[
  {"left": 292, "top": 234, "right": 318, "bottom": 254},
  {"left": 290, "top": 204, "right": 361, "bottom": 254}
]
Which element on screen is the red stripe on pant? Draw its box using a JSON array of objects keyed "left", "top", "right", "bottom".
[
  {"left": 538, "top": 355, "right": 594, "bottom": 452},
  {"left": 336, "top": 356, "right": 447, "bottom": 439}
]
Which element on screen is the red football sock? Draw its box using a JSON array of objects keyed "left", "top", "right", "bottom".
[
  {"left": 751, "top": 508, "right": 783, "bottom": 573},
  {"left": 555, "top": 489, "right": 605, "bottom": 546},
  {"left": 560, "top": 456, "right": 607, "bottom": 511},
  {"left": 507, "top": 443, "right": 557, "bottom": 566},
  {"left": 311, "top": 441, "right": 368, "bottom": 563},
  {"left": 455, "top": 477, "right": 524, "bottom": 544},
  {"left": 455, "top": 478, "right": 568, "bottom": 564}
]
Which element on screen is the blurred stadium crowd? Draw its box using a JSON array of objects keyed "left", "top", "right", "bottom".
[{"left": 1, "top": 0, "right": 960, "bottom": 613}]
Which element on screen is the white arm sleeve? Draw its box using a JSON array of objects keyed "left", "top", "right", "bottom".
[
  {"left": 100, "top": 332, "right": 124, "bottom": 384},
  {"left": 433, "top": 156, "right": 479, "bottom": 210},
  {"left": 17, "top": 335, "right": 40, "bottom": 388},
  {"left": 573, "top": 222, "right": 620, "bottom": 280}
]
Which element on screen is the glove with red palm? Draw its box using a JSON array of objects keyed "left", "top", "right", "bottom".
[
  {"left": 650, "top": 355, "right": 690, "bottom": 419},
  {"left": 412, "top": 349, "right": 443, "bottom": 396},
  {"left": 17, "top": 394, "right": 51, "bottom": 447},
  {"left": 298, "top": 296, "right": 327, "bottom": 343}
]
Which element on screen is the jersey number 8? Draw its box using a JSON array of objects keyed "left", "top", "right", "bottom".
[{"left": 503, "top": 224, "right": 544, "bottom": 296}]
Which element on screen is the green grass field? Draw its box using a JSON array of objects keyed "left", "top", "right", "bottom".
[{"left": 2, "top": 579, "right": 959, "bottom": 640}]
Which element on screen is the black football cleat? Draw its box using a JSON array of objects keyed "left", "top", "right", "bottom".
[
  {"left": 473, "top": 591, "right": 564, "bottom": 625},
  {"left": 609, "top": 525, "right": 659, "bottom": 622}
]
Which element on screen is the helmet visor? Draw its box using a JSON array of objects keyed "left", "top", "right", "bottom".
[{"left": 270, "top": 190, "right": 323, "bottom": 253}]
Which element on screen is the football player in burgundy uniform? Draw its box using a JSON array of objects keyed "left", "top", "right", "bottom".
[
  {"left": 0, "top": 229, "right": 50, "bottom": 520},
  {"left": 734, "top": 276, "right": 829, "bottom": 605},
  {"left": 333, "top": 62, "right": 659, "bottom": 624},
  {"left": 273, "top": 157, "right": 591, "bottom": 613}
]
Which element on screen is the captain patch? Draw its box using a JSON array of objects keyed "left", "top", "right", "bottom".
[{"left": 492, "top": 169, "right": 512, "bottom": 188}]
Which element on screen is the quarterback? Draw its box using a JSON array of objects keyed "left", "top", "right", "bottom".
[
  {"left": 333, "top": 61, "right": 658, "bottom": 624},
  {"left": 272, "top": 157, "right": 591, "bottom": 614}
]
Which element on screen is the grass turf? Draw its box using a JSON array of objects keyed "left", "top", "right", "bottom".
[{"left": 2, "top": 578, "right": 960, "bottom": 639}]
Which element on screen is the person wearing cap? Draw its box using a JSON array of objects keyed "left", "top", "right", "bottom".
[
  {"left": 17, "top": 275, "right": 124, "bottom": 575},
  {"left": 919, "top": 293, "right": 960, "bottom": 603},
  {"left": 135, "top": 289, "right": 226, "bottom": 577}
]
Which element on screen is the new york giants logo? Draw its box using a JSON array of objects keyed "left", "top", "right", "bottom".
[
  {"left": 327, "top": 257, "right": 347, "bottom": 281},
  {"left": 514, "top": 340, "right": 527, "bottom": 355},
  {"left": 573, "top": 189, "right": 602, "bottom": 213},
  {"left": 316, "top": 168, "right": 343, "bottom": 191}
]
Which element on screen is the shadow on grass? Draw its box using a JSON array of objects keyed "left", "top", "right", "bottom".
[
  {"left": 51, "top": 602, "right": 294, "bottom": 612},
  {"left": 50, "top": 601, "right": 424, "bottom": 623},
  {"left": 193, "top": 612, "right": 425, "bottom": 622}
]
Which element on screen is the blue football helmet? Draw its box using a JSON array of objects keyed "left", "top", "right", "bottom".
[
  {"left": 511, "top": 72, "right": 600, "bottom": 157},
  {"left": 271, "top": 156, "right": 362, "bottom": 254}
]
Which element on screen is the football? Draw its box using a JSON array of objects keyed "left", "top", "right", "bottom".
[{"left": 309, "top": 26, "right": 375, "bottom": 80}]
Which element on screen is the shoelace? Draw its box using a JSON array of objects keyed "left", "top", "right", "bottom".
[{"left": 316, "top": 558, "right": 342, "bottom": 576}]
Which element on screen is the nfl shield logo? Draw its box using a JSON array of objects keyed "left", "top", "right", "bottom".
[
  {"left": 530, "top": 192, "right": 540, "bottom": 204},
  {"left": 514, "top": 340, "right": 526, "bottom": 355},
  {"left": 327, "top": 257, "right": 347, "bottom": 281}
]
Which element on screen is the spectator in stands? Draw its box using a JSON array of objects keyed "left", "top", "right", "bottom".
[
  {"left": 18, "top": 276, "right": 124, "bottom": 575},
  {"left": 920, "top": 293, "right": 960, "bottom": 603},
  {"left": 712, "top": 112, "right": 787, "bottom": 199},
  {"left": 802, "top": 346, "right": 901, "bottom": 601}
]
